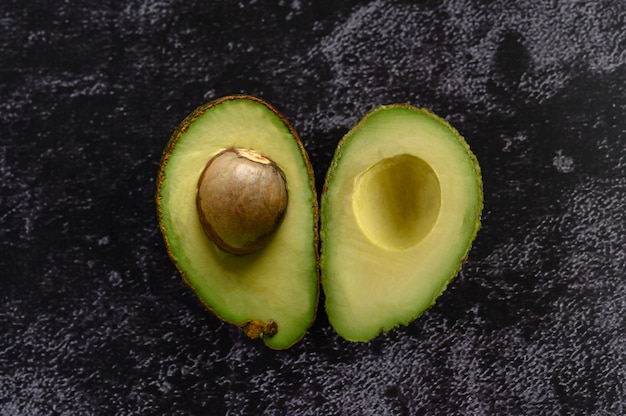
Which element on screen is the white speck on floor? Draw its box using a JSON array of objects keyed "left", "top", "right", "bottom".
[{"left": 553, "top": 149, "right": 575, "bottom": 173}]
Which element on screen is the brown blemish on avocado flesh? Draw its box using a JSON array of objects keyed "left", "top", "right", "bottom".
[
  {"left": 243, "top": 320, "right": 279, "bottom": 339},
  {"left": 196, "top": 148, "right": 288, "bottom": 255}
]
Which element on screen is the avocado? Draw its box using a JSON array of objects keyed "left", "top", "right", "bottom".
[
  {"left": 320, "top": 104, "right": 483, "bottom": 342},
  {"left": 156, "top": 95, "right": 319, "bottom": 349}
]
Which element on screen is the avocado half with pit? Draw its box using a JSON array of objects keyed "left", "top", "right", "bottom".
[
  {"left": 321, "top": 104, "right": 483, "bottom": 342},
  {"left": 156, "top": 96, "right": 319, "bottom": 349}
]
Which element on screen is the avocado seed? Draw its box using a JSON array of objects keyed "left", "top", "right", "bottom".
[{"left": 196, "top": 148, "right": 288, "bottom": 255}]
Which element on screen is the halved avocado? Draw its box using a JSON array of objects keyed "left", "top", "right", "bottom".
[
  {"left": 156, "top": 95, "right": 319, "bottom": 349},
  {"left": 321, "top": 104, "right": 483, "bottom": 342}
]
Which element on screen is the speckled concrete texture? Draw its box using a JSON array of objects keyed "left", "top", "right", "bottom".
[{"left": 1, "top": 0, "right": 625, "bottom": 415}]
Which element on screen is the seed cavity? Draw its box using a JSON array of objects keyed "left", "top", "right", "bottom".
[{"left": 352, "top": 154, "right": 441, "bottom": 250}]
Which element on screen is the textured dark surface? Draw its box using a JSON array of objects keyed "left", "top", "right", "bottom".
[{"left": 1, "top": 1, "right": 625, "bottom": 415}]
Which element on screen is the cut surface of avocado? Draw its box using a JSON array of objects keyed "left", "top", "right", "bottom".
[
  {"left": 321, "top": 104, "right": 483, "bottom": 342},
  {"left": 156, "top": 96, "right": 319, "bottom": 349}
]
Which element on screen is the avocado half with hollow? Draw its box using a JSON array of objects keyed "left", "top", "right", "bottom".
[
  {"left": 321, "top": 104, "right": 483, "bottom": 342},
  {"left": 156, "top": 95, "right": 319, "bottom": 349}
]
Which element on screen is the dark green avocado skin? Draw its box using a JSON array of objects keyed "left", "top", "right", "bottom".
[{"left": 2, "top": 1, "right": 625, "bottom": 415}]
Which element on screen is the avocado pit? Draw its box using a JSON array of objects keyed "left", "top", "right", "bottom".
[{"left": 196, "top": 148, "right": 288, "bottom": 255}]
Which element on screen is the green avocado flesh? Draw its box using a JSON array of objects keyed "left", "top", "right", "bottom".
[
  {"left": 321, "top": 104, "right": 483, "bottom": 342},
  {"left": 156, "top": 96, "right": 319, "bottom": 349}
]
